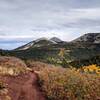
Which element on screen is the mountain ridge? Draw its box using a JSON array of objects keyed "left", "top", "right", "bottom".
[
  {"left": 72, "top": 33, "right": 100, "bottom": 43},
  {"left": 15, "top": 37, "right": 63, "bottom": 50}
]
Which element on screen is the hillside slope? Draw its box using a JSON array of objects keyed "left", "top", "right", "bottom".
[
  {"left": 0, "top": 56, "right": 45, "bottom": 100},
  {"left": 0, "top": 33, "right": 100, "bottom": 67}
]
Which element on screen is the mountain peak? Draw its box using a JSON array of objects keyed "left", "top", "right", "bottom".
[{"left": 50, "top": 37, "right": 62, "bottom": 43}]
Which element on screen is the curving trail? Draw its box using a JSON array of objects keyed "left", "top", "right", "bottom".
[{"left": 0, "top": 71, "right": 46, "bottom": 100}]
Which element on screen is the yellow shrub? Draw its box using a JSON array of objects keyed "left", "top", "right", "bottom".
[{"left": 81, "top": 65, "right": 100, "bottom": 74}]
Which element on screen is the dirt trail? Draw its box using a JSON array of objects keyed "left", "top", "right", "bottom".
[{"left": 0, "top": 71, "right": 46, "bottom": 100}]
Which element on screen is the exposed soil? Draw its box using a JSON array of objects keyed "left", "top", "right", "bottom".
[{"left": 0, "top": 71, "right": 45, "bottom": 100}]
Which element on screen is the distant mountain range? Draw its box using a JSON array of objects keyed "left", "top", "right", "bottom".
[
  {"left": 16, "top": 33, "right": 100, "bottom": 51},
  {"left": 15, "top": 37, "right": 63, "bottom": 50},
  {"left": 0, "top": 33, "right": 100, "bottom": 67}
]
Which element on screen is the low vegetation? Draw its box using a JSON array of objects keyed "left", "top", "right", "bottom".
[
  {"left": 0, "top": 56, "right": 31, "bottom": 76},
  {"left": 0, "top": 56, "right": 100, "bottom": 100},
  {"left": 79, "top": 64, "right": 100, "bottom": 74},
  {"left": 0, "top": 65, "right": 31, "bottom": 76},
  {"left": 26, "top": 60, "right": 60, "bottom": 71},
  {"left": 38, "top": 66, "right": 100, "bottom": 100},
  {"left": 0, "top": 82, "right": 11, "bottom": 100}
]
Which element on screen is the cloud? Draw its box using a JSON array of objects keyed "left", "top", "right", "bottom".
[{"left": 0, "top": 0, "right": 100, "bottom": 49}]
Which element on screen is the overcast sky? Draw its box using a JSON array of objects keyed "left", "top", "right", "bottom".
[{"left": 0, "top": 0, "right": 100, "bottom": 49}]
